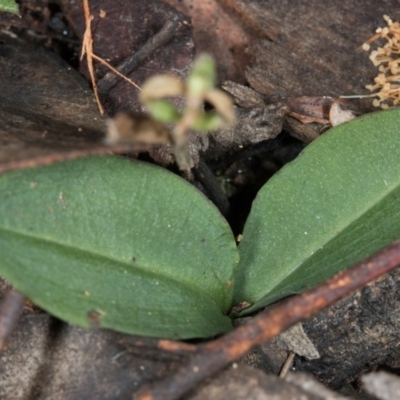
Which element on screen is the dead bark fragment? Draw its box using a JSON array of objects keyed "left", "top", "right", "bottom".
[{"left": 297, "top": 267, "right": 400, "bottom": 388}]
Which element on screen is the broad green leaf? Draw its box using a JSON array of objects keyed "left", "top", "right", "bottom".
[
  {"left": 234, "top": 108, "right": 400, "bottom": 313},
  {"left": 0, "top": 156, "right": 238, "bottom": 339},
  {"left": 0, "top": 0, "right": 18, "bottom": 14}
]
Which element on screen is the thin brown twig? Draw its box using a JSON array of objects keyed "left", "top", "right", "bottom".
[{"left": 135, "top": 240, "right": 400, "bottom": 400}]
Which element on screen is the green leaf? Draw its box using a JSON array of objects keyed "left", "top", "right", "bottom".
[
  {"left": 234, "top": 108, "right": 400, "bottom": 314},
  {"left": 147, "top": 100, "right": 181, "bottom": 123},
  {"left": 0, "top": 156, "right": 238, "bottom": 339},
  {"left": 0, "top": 0, "right": 18, "bottom": 14}
]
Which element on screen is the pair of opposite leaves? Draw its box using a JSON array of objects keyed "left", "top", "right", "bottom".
[{"left": 0, "top": 108, "right": 400, "bottom": 339}]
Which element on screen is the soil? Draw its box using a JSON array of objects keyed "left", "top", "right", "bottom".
[{"left": 1, "top": 1, "right": 400, "bottom": 399}]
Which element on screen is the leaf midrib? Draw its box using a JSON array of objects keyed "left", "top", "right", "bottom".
[{"left": 0, "top": 224, "right": 227, "bottom": 308}]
